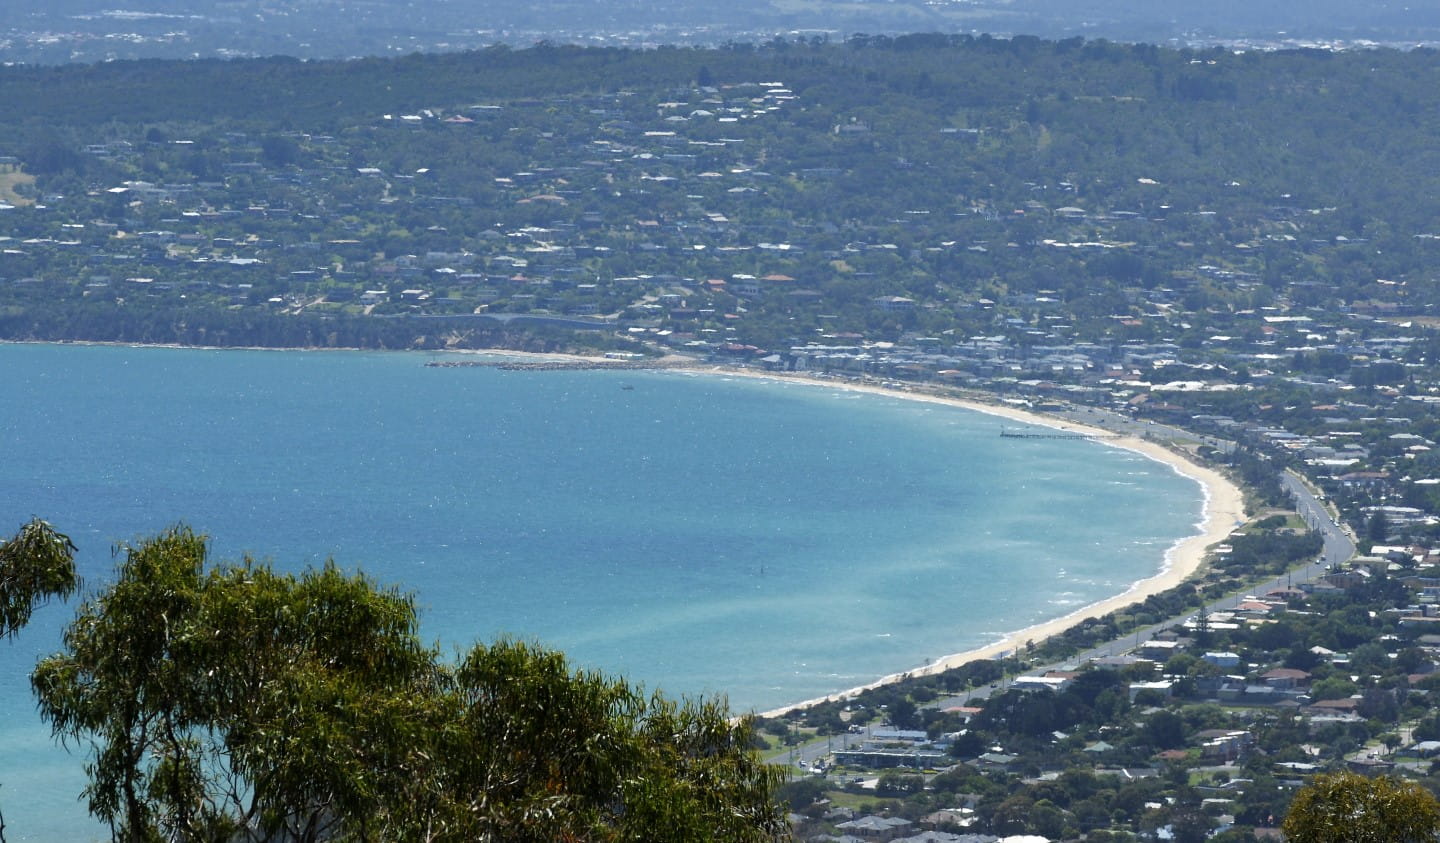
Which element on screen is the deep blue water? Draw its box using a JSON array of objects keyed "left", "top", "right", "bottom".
[{"left": 0, "top": 344, "right": 1202, "bottom": 839}]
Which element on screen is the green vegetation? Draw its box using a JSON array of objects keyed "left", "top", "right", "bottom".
[
  {"left": 28, "top": 525, "right": 786, "bottom": 842},
  {"left": 2, "top": 39, "right": 1440, "bottom": 352},
  {"left": 19, "top": 33, "right": 1440, "bottom": 842},
  {"left": 0, "top": 518, "right": 79, "bottom": 837},
  {"left": 769, "top": 557, "right": 1440, "bottom": 840},
  {"left": 1282, "top": 771, "right": 1440, "bottom": 842},
  {"left": 0, "top": 518, "right": 78, "bottom": 638}
]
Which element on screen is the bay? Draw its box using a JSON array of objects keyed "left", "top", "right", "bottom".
[{"left": 0, "top": 343, "right": 1202, "bottom": 839}]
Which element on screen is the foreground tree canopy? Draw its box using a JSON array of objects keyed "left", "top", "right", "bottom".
[
  {"left": 0, "top": 517, "right": 78, "bottom": 638},
  {"left": 30, "top": 526, "right": 786, "bottom": 842},
  {"left": 1281, "top": 770, "right": 1440, "bottom": 843}
]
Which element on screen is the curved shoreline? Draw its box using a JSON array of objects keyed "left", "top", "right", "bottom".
[
  {"left": 6, "top": 342, "right": 1248, "bottom": 716},
  {"left": 662, "top": 367, "right": 1247, "bottom": 718}
]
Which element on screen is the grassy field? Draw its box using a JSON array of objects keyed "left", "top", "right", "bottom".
[{"left": 0, "top": 166, "right": 35, "bottom": 206}]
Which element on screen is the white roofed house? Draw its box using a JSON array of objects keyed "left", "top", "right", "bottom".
[
  {"left": 1128, "top": 679, "right": 1174, "bottom": 702},
  {"left": 1197, "top": 729, "right": 1254, "bottom": 763},
  {"left": 1010, "top": 672, "right": 1075, "bottom": 693},
  {"left": 873, "top": 295, "right": 917, "bottom": 313},
  {"left": 1138, "top": 639, "right": 1181, "bottom": 660},
  {"left": 1202, "top": 651, "right": 1241, "bottom": 669}
]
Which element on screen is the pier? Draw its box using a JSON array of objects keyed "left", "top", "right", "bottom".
[
  {"left": 1000, "top": 429, "right": 1121, "bottom": 441},
  {"left": 424, "top": 359, "right": 682, "bottom": 372}
]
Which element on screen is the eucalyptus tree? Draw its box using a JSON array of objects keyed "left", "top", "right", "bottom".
[
  {"left": 0, "top": 517, "right": 78, "bottom": 638},
  {"left": 0, "top": 518, "right": 79, "bottom": 841},
  {"left": 32, "top": 526, "right": 786, "bottom": 842},
  {"left": 1282, "top": 771, "right": 1440, "bottom": 843}
]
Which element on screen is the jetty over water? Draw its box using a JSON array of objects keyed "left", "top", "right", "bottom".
[
  {"left": 424, "top": 359, "right": 683, "bottom": 372},
  {"left": 1000, "top": 428, "right": 1122, "bottom": 441}
]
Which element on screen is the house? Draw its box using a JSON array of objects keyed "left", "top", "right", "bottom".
[
  {"left": 920, "top": 807, "right": 976, "bottom": 829},
  {"left": 873, "top": 295, "right": 917, "bottom": 313},
  {"left": 1129, "top": 679, "right": 1175, "bottom": 701},
  {"left": 891, "top": 832, "right": 988, "bottom": 843},
  {"left": 871, "top": 729, "right": 929, "bottom": 743},
  {"left": 1203, "top": 651, "right": 1242, "bottom": 669},
  {"left": 833, "top": 748, "right": 948, "bottom": 770},
  {"left": 1260, "top": 668, "right": 1311, "bottom": 691},
  {"left": 836, "top": 815, "right": 913, "bottom": 838},
  {"left": 1346, "top": 756, "right": 1395, "bottom": 774},
  {"left": 1324, "top": 568, "right": 1371, "bottom": 589},
  {"left": 729, "top": 275, "right": 761, "bottom": 297},
  {"left": 973, "top": 752, "right": 1018, "bottom": 771},
  {"left": 1408, "top": 740, "right": 1440, "bottom": 757},
  {"left": 1306, "top": 697, "right": 1360, "bottom": 715},
  {"left": 1138, "top": 640, "right": 1182, "bottom": 660},
  {"left": 1090, "top": 654, "right": 1153, "bottom": 671},
  {"left": 1011, "top": 674, "right": 1072, "bottom": 693},
  {"left": 1235, "top": 600, "right": 1277, "bottom": 618},
  {"left": 1264, "top": 587, "right": 1307, "bottom": 602},
  {"left": 1197, "top": 730, "right": 1254, "bottom": 762}
]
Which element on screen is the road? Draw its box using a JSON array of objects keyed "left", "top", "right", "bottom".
[
  {"left": 1048, "top": 404, "right": 1236, "bottom": 454},
  {"left": 924, "top": 469, "right": 1355, "bottom": 709},
  {"left": 770, "top": 424, "right": 1357, "bottom": 773},
  {"left": 1282, "top": 468, "right": 1355, "bottom": 570}
]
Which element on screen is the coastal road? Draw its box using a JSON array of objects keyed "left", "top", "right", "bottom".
[
  {"left": 921, "top": 467, "right": 1356, "bottom": 712},
  {"left": 773, "top": 725, "right": 877, "bottom": 773},
  {"left": 1282, "top": 468, "right": 1356, "bottom": 569},
  {"left": 1049, "top": 404, "right": 1236, "bottom": 454},
  {"left": 771, "top": 420, "right": 1357, "bottom": 768}
]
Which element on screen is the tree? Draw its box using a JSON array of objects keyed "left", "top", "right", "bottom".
[
  {"left": 776, "top": 777, "right": 828, "bottom": 811},
  {"left": 0, "top": 518, "right": 78, "bottom": 841},
  {"left": 1368, "top": 510, "right": 1391, "bottom": 544},
  {"left": 1142, "top": 710, "right": 1186, "bottom": 750},
  {"left": 875, "top": 771, "right": 924, "bottom": 796},
  {"left": 1311, "top": 675, "right": 1359, "bottom": 701},
  {"left": 888, "top": 697, "right": 920, "bottom": 731},
  {"left": 32, "top": 526, "right": 786, "bottom": 842},
  {"left": 1282, "top": 771, "right": 1440, "bottom": 843},
  {"left": 0, "top": 517, "right": 78, "bottom": 638},
  {"left": 949, "top": 730, "right": 986, "bottom": 759}
]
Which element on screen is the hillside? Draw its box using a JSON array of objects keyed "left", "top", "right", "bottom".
[{"left": 1, "top": 39, "right": 1439, "bottom": 353}]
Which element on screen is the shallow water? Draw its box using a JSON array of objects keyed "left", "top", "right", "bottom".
[{"left": 0, "top": 344, "right": 1201, "bottom": 839}]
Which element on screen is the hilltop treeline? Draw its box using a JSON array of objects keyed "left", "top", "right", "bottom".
[
  {"left": 3, "top": 36, "right": 1440, "bottom": 350},
  {"left": 6, "top": 37, "right": 1440, "bottom": 213}
]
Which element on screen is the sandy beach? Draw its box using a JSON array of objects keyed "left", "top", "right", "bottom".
[
  {"left": 12, "top": 342, "right": 1248, "bottom": 716},
  {"left": 665, "top": 366, "right": 1248, "bottom": 718},
  {"left": 443, "top": 354, "right": 1251, "bottom": 716}
]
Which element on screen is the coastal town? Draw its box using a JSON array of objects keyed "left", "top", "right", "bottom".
[
  {"left": 7, "top": 38, "right": 1440, "bottom": 841},
  {"left": 8, "top": 0, "right": 1436, "bottom": 66}
]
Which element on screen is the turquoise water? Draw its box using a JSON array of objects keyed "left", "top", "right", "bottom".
[{"left": 0, "top": 344, "right": 1202, "bottom": 839}]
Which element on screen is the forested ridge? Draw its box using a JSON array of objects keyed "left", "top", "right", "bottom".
[{"left": 1, "top": 37, "right": 1439, "bottom": 354}]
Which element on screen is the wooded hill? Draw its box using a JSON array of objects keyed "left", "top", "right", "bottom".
[{"left": 1, "top": 37, "right": 1439, "bottom": 351}]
